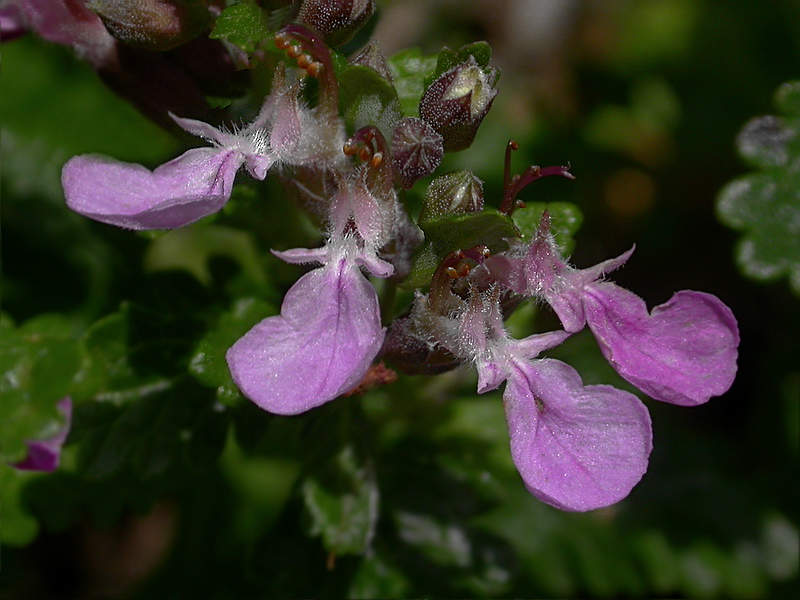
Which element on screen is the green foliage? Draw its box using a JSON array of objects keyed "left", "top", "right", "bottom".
[
  {"left": 0, "top": 315, "right": 78, "bottom": 463},
  {"left": 512, "top": 201, "right": 584, "bottom": 254},
  {"left": 338, "top": 64, "right": 403, "bottom": 138},
  {"left": 717, "top": 81, "right": 800, "bottom": 293},
  {"left": 301, "top": 404, "right": 379, "bottom": 557},
  {"left": 387, "top": 48, "right": 439, "bottom": 117},
  {"left": 209, "top": 0, "right": 272, "bottom": 55}
]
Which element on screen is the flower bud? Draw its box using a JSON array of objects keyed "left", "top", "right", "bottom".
[
  {"left": 419, "top": 56, "right": 499, "bottom": 152},
  {"left": 418, "top": 170, "right": 484, "bottom": 224},
  {"left": 351, "top": 39, "right": 393, "bottom": 82},
  {"left": 88, "top": 0, "right": 214, "bottom": 51},
  {"left": 296, "top": 0, "right": 375, "bottom": 46},
  {"left": 392, "top": 117, "right": 443, "bottom": 189}
]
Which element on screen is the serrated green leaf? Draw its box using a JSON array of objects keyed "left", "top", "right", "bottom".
[
  {"left": 717, "top": 169, "right": 800, "bottom": 293},
  {"left": 301, "top": 404, "right": 379, "bottom": 556},
  {"left": 338, "top": 64, "right": 403, "bottom": 138},
  {"left": 189, "top": 297, "right": 276, "bottom": 406},
  {"left": 209, "top": 0, "right": 272, "bottom": 54},
  {"left": 717, "top": 81, "right": 800, "bottom": 294},
  {"left": 403, "top": 210, "right": 520, "bottom": 289},
  {"left": 387, "top": 48, "right": 439, "bottom": 117},
  {"left": 511, "top": 201, "right": 584, "bottom": 254}
]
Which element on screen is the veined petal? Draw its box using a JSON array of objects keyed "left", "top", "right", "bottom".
[
  {"left": 226, "top": 258, "right": 385, "bottom": 415},
  {"left": 63, "top": 148, "right": 243, "bottom": 230},
  {"left": 504, "top": 359, "right": 652, "bottom": 512},
  {"left": 13, "top": 398, "right": 72, "bottom": 473},
  {"left": 584, "top": 285, "right": 739, "bottom": 406}
]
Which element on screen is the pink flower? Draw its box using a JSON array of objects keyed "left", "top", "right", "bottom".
[
  {"left": 61, "top": 65, "right": 345, "bottom": 230},
  {"left": 488, "top": 214, "right": 740, "bottom": 406},
  {"left": 417, "top": 288, "right": 652, "bottom": 512}
]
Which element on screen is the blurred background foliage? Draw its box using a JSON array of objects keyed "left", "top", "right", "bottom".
[{"left": 1, "top": 0, "right": 799, "bottom": 598}]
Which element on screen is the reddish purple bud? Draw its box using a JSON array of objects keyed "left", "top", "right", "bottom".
[
  {"left": 392, "top": 117, "right": 443, "bottom": 189},
  {"left": 296, "top": 0, "right": 375, "bottom": 46},
  {"left": 419, "top": 56, "right": 499, "bottom": 152}
]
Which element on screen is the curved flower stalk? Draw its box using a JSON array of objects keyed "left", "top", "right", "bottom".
[
  {"left": 409, "top": 265, "right": 652, "bottom": 512},
  {"left": 12, "top": 398, "right": 72, "bottom": 472},
  {"left": 487, "top": 214, "right": 740, "bottom": 406}
]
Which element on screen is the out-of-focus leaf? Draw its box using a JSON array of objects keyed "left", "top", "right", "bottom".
[
  {"left": 189, "top": 297, "right": 276, "bottom": 406},
  {"left": 209, "top": 0, "right": 272, "bottom": 55},
  {"left": 143, "top": 225, "right": 269, "bottom": 291},
  {"left": 0, "top": 38, "right": 176, "bottom": 160},
  {"left": 0, "top": 467, "right": 41, "bottom": 546},
  {"left": 388, "top": 48, "right": 439, "bottom": 117},
  {"left": 717, "top": 80, "right": 800, "bottom": 294},
  {"left": 338, "top": 64, "right": 403, "bottom": 138},
  {"left": 717, "top": 169, "right": 800, "bottom": 293},
  {"left": 0, "top": 315, "right": 79, "bottom": 463},
  {"left": 301, "top": 404, "right": 379, "bottom": 557},
  {"left": 347, "top": 552, "right": 411, "bottom": 599}
]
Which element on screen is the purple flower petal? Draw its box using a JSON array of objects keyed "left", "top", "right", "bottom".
[
  {"left": 504, "top": 359, "right": 652, "bottom": 512},
  {"left": 227, "top": 257, "right": 385, "bottom": 415},
  {"left": 584, "top": 286, "right": 739, "bottom": 406},
  {"left": 63, "top": 147, "right": 243, "bottom": 230},
  {"left": 13, "top": 398, "right": 72, "bottom": 473}
]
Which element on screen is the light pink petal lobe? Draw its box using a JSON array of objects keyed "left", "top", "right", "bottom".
[
  {"left": 584, "top": 286, "right": 739, "bottom": 406},
  {"left": 63, "top": 148, "right": 243, "bottom": 230},
  {"left": 504, "top": 359, "right": 651, "bottom": 512},
  {"left": 226, "top": 259, "right": 385, "bottom": 415}
]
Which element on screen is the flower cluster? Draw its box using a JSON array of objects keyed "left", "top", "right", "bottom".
[{"left": 56, "top": 13, "right": 739, "bottom": 512}]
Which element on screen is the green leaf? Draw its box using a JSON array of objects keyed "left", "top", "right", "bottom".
[
  {"left": 301, "top": 404, "right": 379, "bottom": 556},
  {"left": 189, "top": 297, "right": 276, "bottom": 406},
  {"left": 511, "top": 201, "right": 584, "bottom": 254},
  {"left": 717, "top": 80, "right": 800, "bottom": 294},
  {"left": 348, "top": 551, "right": 411, "bottom": 599},
  {"left": 775, "top": 80, "right": 800, "bottom": 118},
  {"left": 0, "top": 315, "right": 79, "bottom": 463},
  {"left": 209, "top": 0, "right": 272, "bottom": 55},
  {"left": 338, "top": 64, "right": 403, "bottom": 138},
  {"left": 387, "top": 48, "right": 439, "bottom": 117},
  {"left": 717, "top": 169, "right": 800, "bottom": 293},
  {"left": 403, "top": 210, "right": 520, "bottom": 289},
  {"left": 0, "top": 467, "right": 41, "bottom": 546},
  {"left": 433, "top": 41, "right": 494, "bottom": 80},
  {"left": 143, "top": 225, "right": 269, "bottom": 291},
  {"left": 73, "top": 379, "right": 223, "bottom": 480}
]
